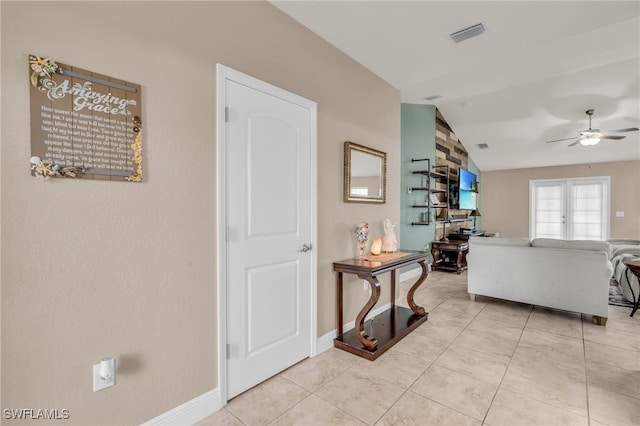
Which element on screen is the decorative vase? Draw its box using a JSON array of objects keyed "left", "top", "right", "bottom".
[{"left": 355, "top": 222, "right": 369, "bottom": 259}]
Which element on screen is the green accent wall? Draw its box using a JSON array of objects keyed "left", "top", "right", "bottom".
[
  {"left": 400, "top": 104, "right": 436, "bottom": 255},
  {"left": 400, "top": 103, "right": 483, "bottom": 268}
]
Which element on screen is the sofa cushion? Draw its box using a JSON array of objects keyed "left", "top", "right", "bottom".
[
  {"left": 469, "top": 237, "right": 531, "bottom": 246},
  {"left": 531, "top": 238, "right": 611, "bottom": 256},
  {"left": 608, "top": 238, "right": 640, "bottom": 246},
  {"left": 611, "top": 245, "right": 640, "bottom": 260}
]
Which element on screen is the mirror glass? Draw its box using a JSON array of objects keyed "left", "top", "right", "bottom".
[{"left": 344, "top": 141, "right": 386, "bottom": 203}]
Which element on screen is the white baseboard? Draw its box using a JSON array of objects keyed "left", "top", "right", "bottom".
[
  {"left": 316, "top": 302, "right": 391, "bottom": 354},
  {"left": 318, "top": 266, "right": 430, "bottom": 353},
  {"left": 141, "top": 388, "right": 220, "bottom": 426},
  {"left": 143, "top": 301, "right": 398, "bottom": 425}
]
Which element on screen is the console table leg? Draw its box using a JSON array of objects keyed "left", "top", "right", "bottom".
[
  {"left": 336, "top": 272, "right": 344, "bottom": 337},
  {"left": 406, "top": 261, "right": 427, "bottom": 316},
  {"left": 390, "top": 270, "right": 396, "bottom": 310},
  {"left": 355, "top": 275, "right": 381, "bottom": 350}
]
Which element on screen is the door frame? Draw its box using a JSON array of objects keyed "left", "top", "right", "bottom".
[
  {"left": 215, "top": 64, "right": 318, "bottom": 406},
  {"left": 528, "top": 176, "right": 610, "bottom": 240}
]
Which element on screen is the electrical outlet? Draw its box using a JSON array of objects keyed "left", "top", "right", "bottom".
[
  {"left": 363, "top": 280, "right": 372, "bottom": 296},
  {"left": 93, "top": 360, "right": 116, "bottom": 392}
]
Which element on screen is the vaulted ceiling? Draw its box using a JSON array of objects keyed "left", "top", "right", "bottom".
[{"left": 272, "top": 1, "right": 640, "bottom": 171}]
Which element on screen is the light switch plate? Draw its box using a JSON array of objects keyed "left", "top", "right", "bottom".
[{"left": 616, "top": 211, "right": 624, "bottom": 217}]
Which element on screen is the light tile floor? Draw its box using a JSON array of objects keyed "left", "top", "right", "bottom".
[{"left": 199, "top": 271, "right": 640, "bottom": 426}]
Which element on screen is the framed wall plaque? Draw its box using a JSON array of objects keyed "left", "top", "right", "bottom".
[{"left": 28, "top": 54, "right": 143, "bottom": 181}]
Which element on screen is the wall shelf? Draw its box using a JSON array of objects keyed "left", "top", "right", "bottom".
[
  {"left": 409, "top": 187, "right": 447, "bottom": 193},
  {"left": 409, "top": 159, "right": 454, "bottom": 227}
]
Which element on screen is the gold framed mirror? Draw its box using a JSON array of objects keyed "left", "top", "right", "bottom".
[{"left": 344, "top": 141, "right": 386, "bottom": 203}]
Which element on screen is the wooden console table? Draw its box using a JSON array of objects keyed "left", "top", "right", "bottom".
[
  {"left": 333, "top": 250, "right": 429, "bottom": 361},
  {"left": 431, "top": 240, "right": 469, "bottom": 274}
]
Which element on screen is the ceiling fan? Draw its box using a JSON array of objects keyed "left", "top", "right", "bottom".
[{"left": 545, "top": 109, "right": 639, "bottom": 147}]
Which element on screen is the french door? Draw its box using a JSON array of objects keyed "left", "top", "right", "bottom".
[{"left": 529, "top": 177, "right": 610, "bottom": 241}]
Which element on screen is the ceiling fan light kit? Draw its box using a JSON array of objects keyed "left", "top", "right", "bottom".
[
  {"left": 580, "top": 137, "right": 600, "bottom": 146},
  {"left": 545, "top": 109, "right": 639, "bottom": 147}
]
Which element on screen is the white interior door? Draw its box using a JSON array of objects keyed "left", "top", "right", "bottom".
[{"left": 221, "top": 68, "right": 316, "bottom": 399}]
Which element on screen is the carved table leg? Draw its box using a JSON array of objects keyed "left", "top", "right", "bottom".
[
  {"left": 406, "top": 260, "right": 427, "bottom": 316},
  {"left": 355, "top": 275, "right": 381, "bottom": 350},
  {"left": 431, "top": 248, "right": 439, "bottom": 271},
  {"left": 456, "top": 250, "right": 463, "bottom": 274}
]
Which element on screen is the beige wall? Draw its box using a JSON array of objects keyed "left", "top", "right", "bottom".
[
  {"left": 481, "top": 160, "right": 640, "bottom": 239},
  {"left": 1, "top": 2, "right": 400, "bottom": 424}
]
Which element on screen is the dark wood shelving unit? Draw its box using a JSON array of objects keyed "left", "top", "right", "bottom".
[{"left": 409, "top": 160, "right": 454, "bottom": 227}]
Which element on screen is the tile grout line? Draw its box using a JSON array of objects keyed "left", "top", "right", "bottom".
[
  {"left": 219, "top": 407, "right": 246, "bottom": 426},
  {"left": 479, "top": 304, "right": 533, "bottom": 425},
  {"left": 487, "top": 308, "right": 593, "bottom": 424},
  {"left": 264, "top": 391, "right": 314, "bottom": 426},
  {"left": 581, "top": 313, "right": 592, "bottom": 426},
  {"left": 218, "top": 273, "right": 637, "bottom": 426},
  {"left": 372, "top": 284, "right": 484, "bottom": 425}
]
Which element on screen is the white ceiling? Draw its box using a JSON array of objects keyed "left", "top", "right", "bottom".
[{"left": 272, "top": 1, "right": 640, "bottom": 171}]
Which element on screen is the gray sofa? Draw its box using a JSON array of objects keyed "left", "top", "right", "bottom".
[
  {"left": 609, "top": 239, "right": 640, "bottom": 308},
  {"left": 467, "top": 237, "right": 613, "bottom": 324}
]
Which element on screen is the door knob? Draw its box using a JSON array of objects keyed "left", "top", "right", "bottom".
[{"left": 299, "top": 243, "right": 312, "bottom": 253}]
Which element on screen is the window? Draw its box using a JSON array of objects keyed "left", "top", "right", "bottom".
[
  {"left": 350, "top": 187, "right": 368, "bottom": 196},
  {"left": 529, "top": 177, "right": 610, "bottom": 241}
]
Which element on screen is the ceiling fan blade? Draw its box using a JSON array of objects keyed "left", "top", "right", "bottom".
[
  {"left": 605, "top": 127, "right": 639, "bottom": 134},
  {"left": 567, "top": 140, "right": 580, "bottom": 147},
  {"left": 545, "top": 137, "right": 577, "bottom": 143},
  {"left": 600, "top": 135, "right": 626, "bottom": 140}
]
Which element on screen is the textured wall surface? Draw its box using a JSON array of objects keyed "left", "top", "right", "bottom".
[
  {"left": 1, "top": 2, "right": 400, "bottom": 424},
  {"left": 481, "top": 160, "right": 640, "bottom": 239}
]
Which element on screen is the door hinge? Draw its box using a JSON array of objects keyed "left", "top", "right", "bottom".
[
  {"left": 226, "top": 344, "right": 230, "bottom": 359},
  {"left": 226, "top": 226, "right": 230, "bottom": 242},
  {"left": 225, "top": 107, "right": 229, "bottom": 123}
]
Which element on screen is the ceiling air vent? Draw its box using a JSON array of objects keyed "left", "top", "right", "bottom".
[
  {"left": 477, "top": 143, "right": 489, "bottom": 150},
  {"left": 450, "top": 23, "right": 486, "bottom": 44}
]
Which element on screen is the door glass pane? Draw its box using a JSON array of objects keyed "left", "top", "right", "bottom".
[
  {"left": 571, "top": 182, "right": 603, "bottom": 241},
  {"left": 534, "top": 184, "right": 564, "bottom": 239}
]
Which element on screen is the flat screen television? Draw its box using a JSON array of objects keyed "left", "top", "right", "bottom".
[{"left": 458, "top": 168, "right": 478, "bottom": 210}]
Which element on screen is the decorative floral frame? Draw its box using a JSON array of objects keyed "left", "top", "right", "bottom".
[{"left": 28, "top": 54, "right": 143, "bottom": 182}]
